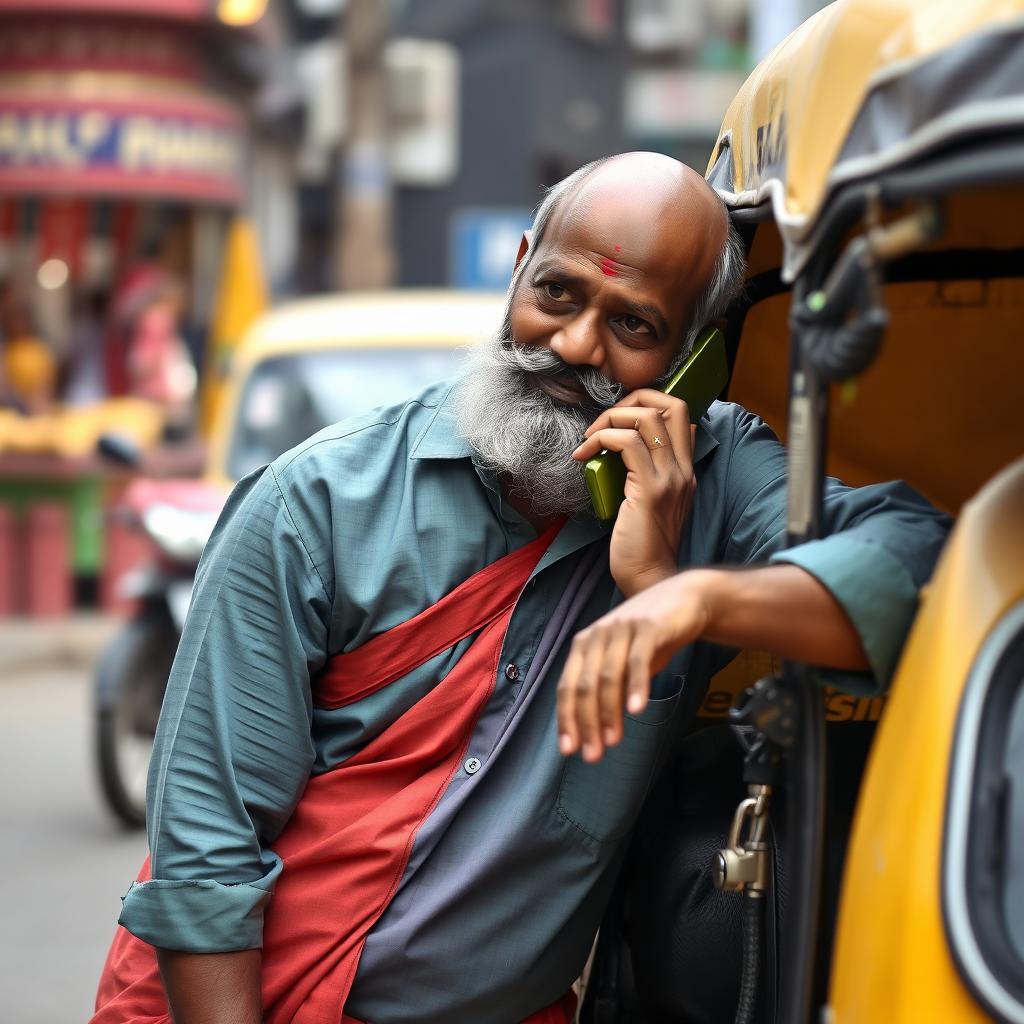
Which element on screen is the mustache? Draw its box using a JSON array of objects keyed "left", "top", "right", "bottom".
[{"left": 492, "top": 341, "right": 624, "bottom": 409}]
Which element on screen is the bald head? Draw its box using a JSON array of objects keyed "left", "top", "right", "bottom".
[
  {"left": 557, "top": 153, "right": 726, "bottom": 270},
  {"left": 515, "top": 152, "right": 744, "bottom": 369}
]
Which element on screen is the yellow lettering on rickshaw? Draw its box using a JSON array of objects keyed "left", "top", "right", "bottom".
[{"left": 698, "top": 687, "right": 884, "bottom": 723}]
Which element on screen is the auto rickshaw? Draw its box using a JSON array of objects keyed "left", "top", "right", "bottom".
[{"left": 581, "top": 2, "right": 1024, "bottom": 1021}]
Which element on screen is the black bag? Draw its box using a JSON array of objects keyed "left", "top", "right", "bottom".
[{"left": 581, "top": 717, "right": 876, "bottom": 1024}]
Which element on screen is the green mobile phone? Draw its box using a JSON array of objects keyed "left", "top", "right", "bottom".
[{"left": 584, "top": 326, "right": 728, "bottom": 521}]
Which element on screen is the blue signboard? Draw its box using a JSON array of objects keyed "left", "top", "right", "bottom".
[
  {"left": 449, "top": 207, "right": 533, "bottom": 291},
  {"left": 0, "top": 102, "right": 244, "bottom": 201}
]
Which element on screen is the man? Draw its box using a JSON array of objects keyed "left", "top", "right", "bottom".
[{"left": 93, "top": 153, "right": 948, "bottom": 1024}]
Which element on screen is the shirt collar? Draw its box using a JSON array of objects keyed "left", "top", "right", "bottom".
[
  {"left": 692, "top": 415, "right": 720, "bottom": 464},
  {"left": 410, "top": 377, "right": 722, "bottom": 466},
  {"left": 409, "top": 380, "right": 474, "bottom": 460}
]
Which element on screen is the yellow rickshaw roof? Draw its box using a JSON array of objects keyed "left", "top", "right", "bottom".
[{"left": 707, "top": 0, "right": 1024, "bottom": 279}]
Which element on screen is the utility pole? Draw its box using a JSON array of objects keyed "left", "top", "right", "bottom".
[{"left": 334, "top": 0, "right": 395, "bottom": 290}]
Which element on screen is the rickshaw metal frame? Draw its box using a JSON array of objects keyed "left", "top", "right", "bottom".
[{"left": 728, "top": 127, "right": 1024, "bottom": 1024}]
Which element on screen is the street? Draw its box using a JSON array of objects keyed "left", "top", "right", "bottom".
[{"left": 0, "top": 666, "right": 148, "bottom": 1023}]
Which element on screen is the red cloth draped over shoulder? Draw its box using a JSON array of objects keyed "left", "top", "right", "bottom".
[{"left": 91, "top": 521, "right": 575, "bottom": 1024}]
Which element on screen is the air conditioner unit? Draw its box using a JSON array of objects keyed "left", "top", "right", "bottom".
[
  {"left": 626, "top": 0, "right": 705, "bottom": 52},
  {"left": 294, "top": 39, "right": 347, "bottom": 182},
  {"left": 385, "top": 39, "right": 459, "bottom": 187}
]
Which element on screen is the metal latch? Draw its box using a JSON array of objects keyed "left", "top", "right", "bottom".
[{"left": 713, "top": 784, "right": 772, "bottom": 895}]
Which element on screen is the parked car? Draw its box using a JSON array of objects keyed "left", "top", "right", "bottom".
[{"left": 95, "top": 290, "right": 506, "bottom": 826}]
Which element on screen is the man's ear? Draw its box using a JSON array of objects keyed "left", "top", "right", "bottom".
[{"left": 513, "top": 231, "right": 533, "bottom": 273}]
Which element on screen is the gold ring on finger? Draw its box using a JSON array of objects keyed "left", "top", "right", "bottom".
[
  {"left": 649, "top": 436, "right": 664, "bottom": 450},
  {"left": 633, "top": 418, "right": 640, "bottom": 431}
]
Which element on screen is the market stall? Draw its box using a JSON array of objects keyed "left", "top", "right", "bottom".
[{"left": 0, "top": 1, "right": 258, "bottom": 614}]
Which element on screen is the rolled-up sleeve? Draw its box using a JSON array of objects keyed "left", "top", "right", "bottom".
[
  {"left": 716, "top": 406, "right": 951, "bottom": 692},
  {"left": 119, "top": 464, "right": 331, "bottom": 952}
]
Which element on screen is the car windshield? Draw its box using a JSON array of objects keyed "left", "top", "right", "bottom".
[{"left": 226, "top": 346, "right": 467, "bottom": 479}]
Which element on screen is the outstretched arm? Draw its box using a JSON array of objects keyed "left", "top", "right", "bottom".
[{"left": 556, "top": 563, "right": 867, "bottom": 762}]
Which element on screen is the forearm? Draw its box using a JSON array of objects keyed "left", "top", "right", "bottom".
[
  {"left": 157, "top": 948, "right": 262, "bottom": 1024},
  {"left": 693, "top": 563, "right": 870, "bottom": 671},
  {"left": 557, "top": 562, "right": 871, "bottom": 759}
]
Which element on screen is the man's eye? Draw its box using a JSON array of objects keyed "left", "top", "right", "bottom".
[
  {"left": 620, "top": 315, "right": 653, "bottom": 336},
  {"left": 542, "top": 282, "right": 570, "bottom": 302}
]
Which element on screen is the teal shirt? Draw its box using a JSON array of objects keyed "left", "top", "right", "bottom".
[{"left": 120, "top": 379, "right": 949, "bottom": 1013}]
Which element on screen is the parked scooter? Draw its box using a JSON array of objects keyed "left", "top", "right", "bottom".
[{"left": 94, "top": 434, "right": 225, "bottom": 827}]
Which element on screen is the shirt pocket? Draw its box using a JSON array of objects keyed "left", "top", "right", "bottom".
[{"left": 556, "top": 684, "right": 681, "bottom": 848}]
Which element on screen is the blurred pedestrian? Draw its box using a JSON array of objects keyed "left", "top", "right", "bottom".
[
  {"left": 125, "top": 284, "right": 197, "bottom": 440},
  {"left": 1, "top": 300, "right": 58, "bottom": 414},
  {"left": 64, "top": 289, "right": 109, "bottom": 407}
]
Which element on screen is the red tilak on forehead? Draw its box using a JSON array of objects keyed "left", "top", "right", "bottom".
[{"left": 600, "top": 257, "right": 618, "bottom": 277}]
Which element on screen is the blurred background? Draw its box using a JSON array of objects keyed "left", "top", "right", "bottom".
[{"left": 0, "top": 0, "right": 825, "bottom": 1019}]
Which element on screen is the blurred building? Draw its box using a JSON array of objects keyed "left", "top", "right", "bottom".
[
  {"left": 0, "top": 0, "right": 286, "bottom": 386},
  {"left": 0, "top": 0, "right": 291, "bottom": 612},
  {"left": 285, "top": 0, "right": 825, "bottom": 292},
  {"left": 286, "top": 0, "right": 627, "bottom": 292},
  {"left": 0, "top": 0, "right": 831, "bottom": 344},
  {"left": 621, "top": 0, "right": 826, "bottom": 168},
  {"left": 0, "top": 0, "right": 833, "bottom": 325}
]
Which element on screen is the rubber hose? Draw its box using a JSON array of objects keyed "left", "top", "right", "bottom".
[{"left": 735, "top": 893, "right": 763, "bottom": 1024}]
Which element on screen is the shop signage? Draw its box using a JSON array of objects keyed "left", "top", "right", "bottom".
[
  {"left": 0, "top": 18, "right": 199, "bottom": 79},
  {"left": 0, "top": 0, "right": 208, "bottom": 19},
  {"left": 0, "top": 100, "right": 245, "bottom": 202},
  {"left": 450, "top": 207, "right": 532, "bottom": 290}
]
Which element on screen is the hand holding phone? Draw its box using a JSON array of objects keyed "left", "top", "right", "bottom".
[{"left": 583, "top": 326, "right": 729, "bottom": 520}]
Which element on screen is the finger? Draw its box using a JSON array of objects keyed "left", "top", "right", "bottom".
[
  {"left": 597, "top": 624, "right": 632, "bottom": 747},
  {"left": 646, "top": 394, "right": 690, "bottom": 472},
  {"left": 556, "top": 640, "right": 585, "bottom": 754},
  {"left": 591, "top": 390, "right": 693, "bottom": 469},
  {"left": 607, "top": 388, "right": 689, "bottom": 414},
  {"left": 626, "top": 627, "right": 657, "bottom": 715},
  {"left": 586, "top": 407, "right": 673, "bottom": 455},
  {"left": 575, "top": 630, "right": 610, "bottom": 762},
  {"left": 584, "top": 404, "right": 663, "bottom": 439},
  {"left": 572, "top": 427, "right": 656, "bottom": 470}
]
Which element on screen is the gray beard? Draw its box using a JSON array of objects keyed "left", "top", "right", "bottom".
[{"left": 454, "top": 318, "right": 624, "bottom": 518}]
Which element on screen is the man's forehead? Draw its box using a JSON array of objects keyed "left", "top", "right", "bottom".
[
  {"left": 537, "top": 204, "right": 719, "bottom": 317},
  {"left": 539, "top": 161, "right": 725, "bottom": 289},
  {"left": 546, "top": 202, "right": 667, "bottom": 264}
]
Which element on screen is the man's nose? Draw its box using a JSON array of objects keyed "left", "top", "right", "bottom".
[{"left": 549, "top": 311, "right": 604, "bottom": 369}]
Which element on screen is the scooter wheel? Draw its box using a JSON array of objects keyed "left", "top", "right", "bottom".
[{"left": 94, "top": 607, "right": 178, "bottom": 828}]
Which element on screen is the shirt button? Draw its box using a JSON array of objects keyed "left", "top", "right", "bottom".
[
  {"left": 464, "top": 757, "right": 482, "bottom": 775},
  {"left": 504, "top": 662, "right": 520, "bottom": 681}
]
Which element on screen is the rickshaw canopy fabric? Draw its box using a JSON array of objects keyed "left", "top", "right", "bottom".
[{"left": 706, "top": 0, "right": 1024, "bottom": 280}]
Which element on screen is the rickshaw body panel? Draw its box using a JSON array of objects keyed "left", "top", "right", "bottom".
[
  {"left": 730, "top": 187, "right": 1024, "bottom": 516},
  {"left": 724, "top": 193, "right": 1024, "bottom": 1024},
  {"left": 707, "top": 0, "right": 1024, "bottom": 280},
  {"left": 694, "top": 3, "right": 1024, "bottom": 1020},
  {"left": 829, "top": 458, "right": 1024, "bottom": 1022}
]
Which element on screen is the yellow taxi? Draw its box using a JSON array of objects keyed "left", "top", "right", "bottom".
[{"left": 205, "top": 289, "right": 506, "bottom": 486}]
